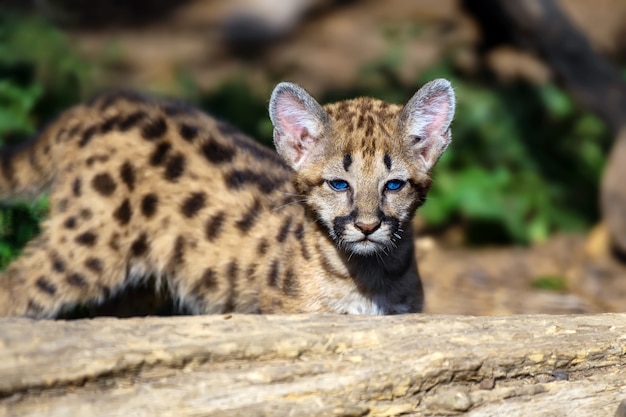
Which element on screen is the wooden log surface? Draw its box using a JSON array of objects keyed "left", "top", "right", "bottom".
[{"left": 1, "top": 313, "right": 625, "bottom": 417}]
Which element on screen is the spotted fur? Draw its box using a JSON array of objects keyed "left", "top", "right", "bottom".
[{"left": 0, "top": 79, "right": 454, "bottom": 318}]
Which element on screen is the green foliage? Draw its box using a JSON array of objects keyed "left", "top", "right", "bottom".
[
  {"left": 531, "top": 275, "right": 568, "bottom": 292},
  {"left": 418, "top": 71, "right": 610, "bottom": 244}
]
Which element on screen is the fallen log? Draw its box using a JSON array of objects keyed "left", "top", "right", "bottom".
[{"left": 0, "top": 313, "right": 625, "bottom": 416}]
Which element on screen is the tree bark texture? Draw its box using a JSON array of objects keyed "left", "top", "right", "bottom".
[{"left": 0, "top": 313, "right": 625, "bottom": 416}]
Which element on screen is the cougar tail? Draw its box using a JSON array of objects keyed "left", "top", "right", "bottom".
[{"left": 0, "top": 112, "right": 72, "bottom": 201}]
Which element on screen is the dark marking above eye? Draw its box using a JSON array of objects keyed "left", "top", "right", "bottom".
[
  {"left": 92, "top": 173, "right": 117, "bottom": 196},
  {"left": 343, "top": 153, "right": 352, "bottom": 171},
  {"left": 181, "top": 192, "right": 207, "bottom": 218},
  {"left": 150, "top": 142, "right": 172, "bottom": 166},
  {"left": 113, "top": 198, "right": 132, "bottom": 225},
  {"left": 201, "top": 139, "right": 236, "bottom": 164},
  {"left": 120, "top": 162, "right": 136, "bottom": 191},
  {"left": 141, "top": 193, "right": 159, "bottom": 218},
  {"left": 179, "top": 123, "right": 198, "bottom": 141},
  {"left": 36, "top": 276, "right": 57, "bottom": 295},
  {"left": 384, "top": 153, "right": 392, "bottom": 170},
  {"left": 164, "top": 154, "right": 186, "bottom": 181},
  {"left": 141, "top": 117, "right": 168, "bottom": 140}
]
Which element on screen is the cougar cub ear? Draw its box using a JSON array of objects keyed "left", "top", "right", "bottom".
[
  {"left": 399, "top": 78, "right": 456, "bottom": 171},
  {"left": 269, "top": 82, "right": 329, "bottom": 170}
]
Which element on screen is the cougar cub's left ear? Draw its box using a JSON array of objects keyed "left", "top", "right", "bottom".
[
  {"left": 269, "top": 82, "right": 330, "bottom": 170},
  {"left": 399, "top": 78, "right": 455, "bottom": 171}
]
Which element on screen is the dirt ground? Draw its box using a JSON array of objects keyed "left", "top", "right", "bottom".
[{"left": 37, "top": 0, "right": 626, "bottom": 316}]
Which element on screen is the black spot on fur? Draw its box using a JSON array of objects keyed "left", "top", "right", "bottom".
[
  {"left": 51, "top": 256, "right": 65, "bottom": 273},
  {"left": 64, "top": 217, "right": 77, "bottom": 229},
  {"left": 120, "top": 162, "right": 135, "bottom": 191},
  {"left": 224, "top": 260, "right": 239, "bottom": 312},
  {"left": 282, "top": 269, "right": 299, "bottom": 297},
  {"left": 27, "top": 299, "right": 44, "bottom": 315},
  {"left": 384, "top": 153, "right": 392, "bottom": 170},
  {"left": 276, "top": 216, "right": 292, "bottom": 243},
  {"left": 141, "top": 194, "right": 158, "bottom": 218},
  {"left": 141, "top": 117, "right": 167, "bottom": 140},
  {"left": 109, "top": 232, "right": 121, "bottom": 251},
  {"left": 75, "top": 231, "right": 97, "bottom": 246},
  {"left": 92, "top": 173, "right": 117, "bottom": 196},
  {"left": 256, "top": 238, "right": 269, "bottom": 255},
  {"left": 36, "top": 276, "right": 57, "bottom": 295},
  {"left": 67, "top": 273, "right": 88, "bottom": 288},
  {"left": 224, "top": 169, "right": 285, "bottom": 194},
  {"left": 72, "top": 177, "right": 82, "bottom": 197},
  {"left": 294, "top": 223, "right": 304, "bottom": 240},
  {"left": 235, "top": 199, "right": 261, "bottom": 232},
  {"left": 80, "top": 208, "right": 92, "bottom": 219},
  {"left": 119, "top": 111, "right": 147, "bottom": 131},
  {"left": 181, "top": 192, "right": 207, "bottom": 218},
  {"left": 79, "top": 125, "right": 98, "bottom": 147},
  {"left": 201, "top": 139, "right": 236, "bottom": 164},
  {"left": 179, "top": 123, "right": 198, "bottom": 141},
  {"left": 150, "top": 142, "right": 172, "bottom": 166},
  {"left": 100, "top": 115, "right": 121, "bottom": 134},
  {"left": 164, "top": 154, "right": 185, "bottom": 181},
  {"left": 85, "top": 257, "right": 103, "bottom": 273},
  {"left": 343, "top": 153, "right": 352, "bottom": 171},
  {"left": 131, "top": 233, "right": 149, "bottom": 256},
  {"left": 267, "top": 259, "right": 280, "bottom": 287},
  {"left": 113, "top": 198, "right": 132, "bottom": 225},
  {"left": 205, "top": 211, "right": 226, "bottom": 241},
  {"left": 194, "top": 268, "right": 218, "bottom": 292}
]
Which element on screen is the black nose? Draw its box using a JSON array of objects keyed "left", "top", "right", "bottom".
[{"left": 355, "top": 221, "right": 381, "bottom": 235}]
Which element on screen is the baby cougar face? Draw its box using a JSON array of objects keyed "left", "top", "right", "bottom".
[
  {"left": 300, "top": 99, "right": 430, "bottom": 256},
  {"left": 270, "top": 81, "right": 453, "bottom": 259}
]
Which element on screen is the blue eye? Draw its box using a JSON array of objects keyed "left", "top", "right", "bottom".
[
  {"left": 385, "top": 179, "right": 405, "bottom": 191},
  {"left": 328, "top": 179, "right": 350, "bottom": 191}
]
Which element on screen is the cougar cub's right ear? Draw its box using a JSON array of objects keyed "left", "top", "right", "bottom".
[{"left": 269, "top": 82, "right": 330, "bottom": 170}]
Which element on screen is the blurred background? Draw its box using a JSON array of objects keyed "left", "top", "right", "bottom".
[{"left": 1, "top": 0, "right": 626, "bottom": 316}]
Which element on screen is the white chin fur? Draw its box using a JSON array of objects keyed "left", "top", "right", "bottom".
[{"left": 346, "top": 240, "right": 386, "bottom": 256}]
